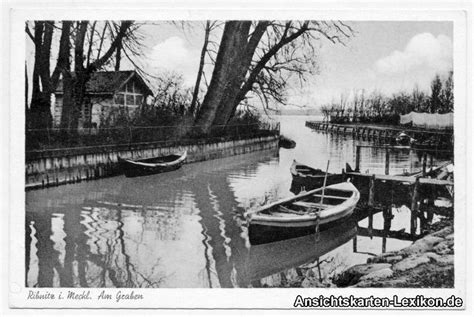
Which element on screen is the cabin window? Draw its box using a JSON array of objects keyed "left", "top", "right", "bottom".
[
  {"left": 82, "top": 99, "right": 92, "bottom": 125},
  {"left": 135, "top": 95, "right": 143, "bottom": 106},
  {"left": 126, "top": 94, "right": 135, "bottom": 106},
  {"left": 114, "top": 94, "right": 125, "bottom": 105}
]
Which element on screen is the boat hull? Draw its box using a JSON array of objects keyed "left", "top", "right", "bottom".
[
  {"left": 246, "top": 219, "right": 358, "bottom": 282},
  {"left": 290, "top": 173, "right": 343, "bottom": 194},
  {"left": 289, "top": 160, "right": 345, "bottom": 194},
  {"left": 248, "top": 212, "right": 355, "bottom": 245},
  {"left": 247, "top": 182, "right": 360, "bottom": 245},
  {"left": 118, "top": 152, "right": 187, "bottom": 177},
  {"left": 119, "top": 160, "right": 185, "bottom": 177}
]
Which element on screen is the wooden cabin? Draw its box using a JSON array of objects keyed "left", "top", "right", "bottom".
[{"left": 53, "top": 70, "right": 153, "bottom": 129}]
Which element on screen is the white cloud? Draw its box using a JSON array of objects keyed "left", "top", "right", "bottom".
[
  {"left": 374, "top": 33, "right": 452, "bottom": 76},
  {"left": 147, "top": 36, "right": 200, "bottom": 87}
]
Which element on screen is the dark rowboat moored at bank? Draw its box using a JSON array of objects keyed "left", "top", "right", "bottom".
[
  {"left": 246, "top": 182, "right": 360, "bottom": 245},
  {"left": 118, "top": 151, "right": 187, "bottom": 177},
  {"left": 290, "top": 160, "right": 344, "bottom": 193}
]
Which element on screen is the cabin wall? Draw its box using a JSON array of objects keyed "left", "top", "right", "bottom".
[
  {"left": 25, "top": 134, "right": 279, "bottom": 189},
  {"left": 53, "top": 96, "right": 62, "bottom": 127},
  {"left": 90, "top": 96, "right": 114, "bottom": 128},
  {"left": 53, "top": 93, "right": 146, "bottom": 130}
]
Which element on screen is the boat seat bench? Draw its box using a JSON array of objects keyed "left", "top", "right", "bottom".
[
  {"left": 292, "top": 201, "right": 333, "bottom": 209},
  {"left": 311, "top": 194, "right": 348, "bottom": 200},
  {"left": 278, "top": 206, "right": 307, "bottom": 215}
]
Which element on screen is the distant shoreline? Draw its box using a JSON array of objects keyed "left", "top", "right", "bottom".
[{"left": 274, "top": 112, "right": 322, "bottom": 116}]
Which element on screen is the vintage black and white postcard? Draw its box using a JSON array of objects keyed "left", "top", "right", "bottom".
[{"left": 5, "top": 0, "right": 472, "bottom": 311}]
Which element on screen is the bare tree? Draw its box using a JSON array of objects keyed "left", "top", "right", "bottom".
[
  {"left": 193, "top": 20, "right": 353, "bottom": 134},
  {"left": 25, "top": 21, "right": 73, "bottom": 129},
  {"left": 59, "top": 21, "right": 134, "bottom": 131},
  {"left": 320, "top": 105, "right": 331, "bottom": 122},
  {"left": 440, "top": 71, "right": 453, "bottom": 113},
  {"left": 189, "top": 21, "right": 216, "bottom": 116},
  {"left": 429, "top": 74, "right": 443, "bottom": 114}
]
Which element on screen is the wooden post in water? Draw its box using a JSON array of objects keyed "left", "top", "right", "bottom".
[
  {"left": 368, "top": 174, "right": 376, "bottom": 239},
  {"left": 368, "top": 174, "right": 376, "bottom": 207},
  {"left": 422, "top": 152, "right": 427, "bottom": 176},
  {"left": 410, "top": 178, "right": 420, "bottom": 235},
  {"left": 355, "top": 145, "right": 361, "bottom": 172},
  {"left": 385, "top": 148, "right": 390, "bottom": 175},
  {"left": 368, "top": 207, "right": 374, "bottom": 239},
  {"left": 382, "top": 205, "right": 392, "bottom": 254},
  {"left": 382, "top": 233, "right": 387, "bottom": 254}
]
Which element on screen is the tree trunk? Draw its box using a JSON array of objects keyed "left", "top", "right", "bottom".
[
  {"left": 190, "top": 20, "right": 211, "bottom": 116},
  {"left": 29, "top": 21, "right": 53, "bottom": 130},
  {"left": 60, "top": 71, "right": 74, "bottom": 131},
  {"left": 25, "top": 62, "right": 29, "bottom": 128},
  {"left": 210, "top": 22, "right": 269, "bottom": 127},
  {"left": 115, "top": 41, "right": 121, "bottom": 71},
  {"left": 193, "top": 21, "right": 253, "bottom": 135},
  {"left": 59, "top": 21, "right": 132, "bottom": 131},
  {"left": 195, "top": 20, "right": 311, "bottom": 130}
]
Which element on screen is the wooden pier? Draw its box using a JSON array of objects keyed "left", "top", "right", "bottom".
[
  {"left": 305, "top": 121, "right": 453, "bottom": 144},
  {"left": 343, "top": 145, "right": 454, "bottom": 235}
]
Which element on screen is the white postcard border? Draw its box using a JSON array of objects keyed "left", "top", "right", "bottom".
[{"left": 6, "top": 0, "right": 471, "bottom": 310}]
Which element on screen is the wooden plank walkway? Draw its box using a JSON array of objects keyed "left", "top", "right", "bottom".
[
  {"left": 306, "top": 121, "right": 453, "bottom": 136},
  {"left": 346, "top": 172, "right": 454, "bottom": 186},
  {"left": 305, "top": 121, "right": 454, "bottom": 152}
]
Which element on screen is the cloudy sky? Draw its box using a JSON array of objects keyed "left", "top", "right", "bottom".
[
  {"left": 26, "top": 21, "right": 452, "bottom": 110},
  {"left": 135, "top": 21, "right": 452, "bottom": 109}
]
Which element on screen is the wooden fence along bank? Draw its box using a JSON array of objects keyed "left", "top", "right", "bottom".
[{"left": 26, "top": 134, "right": 279, "bottom": 190}]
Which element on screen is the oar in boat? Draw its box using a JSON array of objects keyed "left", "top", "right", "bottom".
[
  {"left": 320, "top": 160, "right": 330, "bottom": 205},
  {"left": 314, "top": 160, "right": 330, "bottom": 241}
]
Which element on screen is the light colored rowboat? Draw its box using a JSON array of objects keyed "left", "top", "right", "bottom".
[{"left": 246, "top": 181, "right": 360, "bottom": 228}]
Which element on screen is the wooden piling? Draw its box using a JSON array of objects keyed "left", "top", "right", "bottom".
[
  {"left": 382, "top": 205, "right": 392, "bottom": 255},
  {"left": 382, "top": 235, "right": 387, "bottom": 254},
  {"left": 368, "top": 207, "right": 374, "bottom": 239},
  {"left": 422, "top": 152, "right": 427, "bottom": 176},
  {"left": 410, "top": 178, "right": 420, "bottom": 234},
  {"left": 368, "top": 174, "right": 376, "bottom": 207},
  {"left": 355, "top": 145, "right": 361, "bottom": 172},
  {"left": 385, "top": 148, "right": 390, "bottom": 175}
]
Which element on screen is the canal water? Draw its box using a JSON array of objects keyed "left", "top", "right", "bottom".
[{"left": 25, "top": 116, "right": 445, "bottom": 288}]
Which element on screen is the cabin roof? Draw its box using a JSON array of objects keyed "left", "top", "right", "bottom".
[{"left": 55, "top": 70, "right": 153, "bottom": 96}]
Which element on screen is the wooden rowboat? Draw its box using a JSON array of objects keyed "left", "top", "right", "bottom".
[
  {"left": 244, "top": 219, "right": 357, "bottom": 283},
  {"left": 290, "top": 160, "right": 344, "bottom": 193},
  {"left": 246, "top": 182, "right": 360, "bottom": 244},
  {"left": 118, "top": 151, "right": 187, "bottom": 177}
]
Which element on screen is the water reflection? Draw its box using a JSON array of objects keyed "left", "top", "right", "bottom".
[
  {"left": 26, "top": 115, "right": 449, "bottom": 288},
  {"left": 244, "top": 219, "right": 358, "bottom": 285}
]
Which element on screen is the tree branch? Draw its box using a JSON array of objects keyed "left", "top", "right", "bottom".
[
  {"left": 88, "top": 20, "right": 132, "bottom": 72},
  {"left": 25, "top": 22, "right": 35, "bottom": 42}
]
